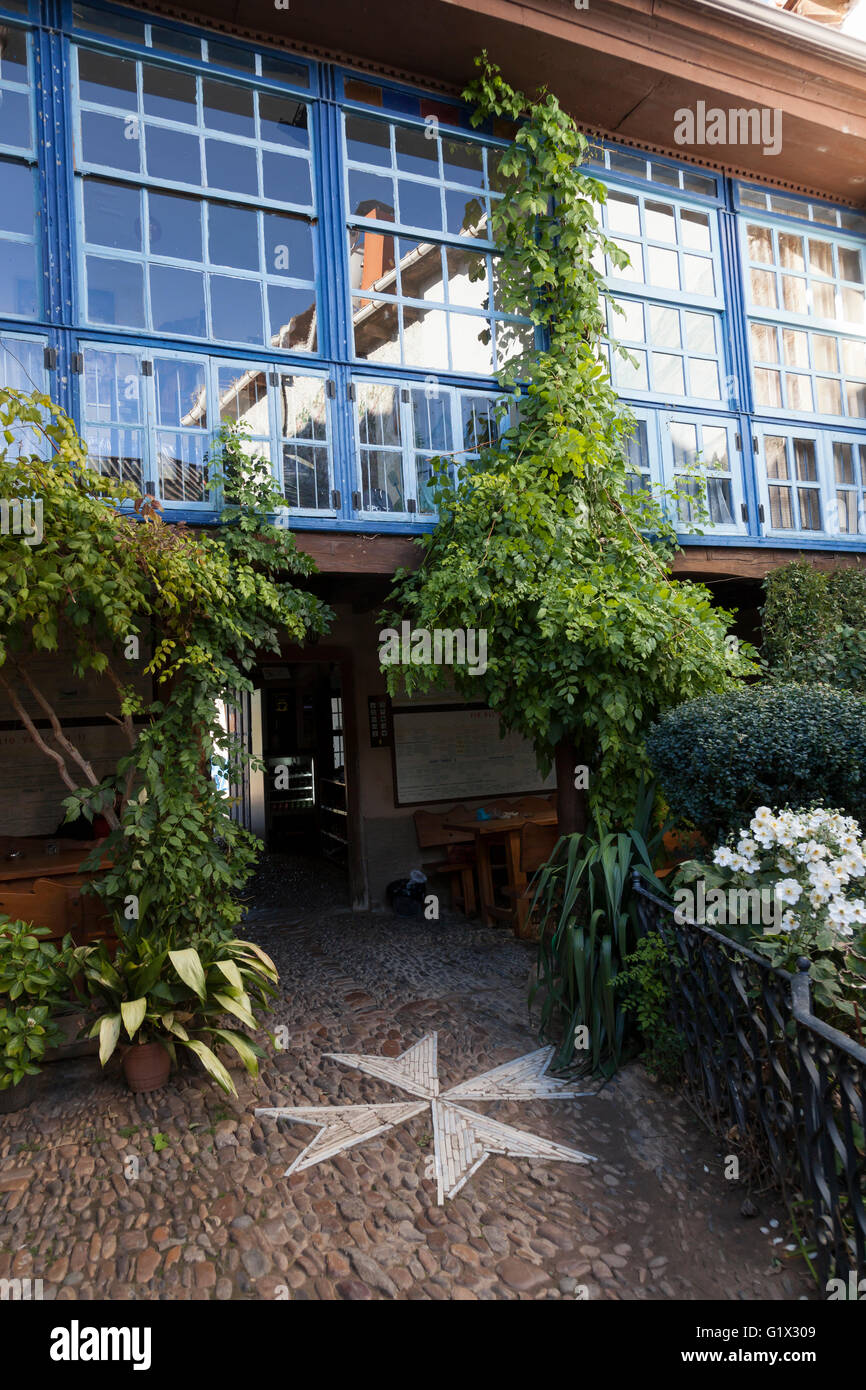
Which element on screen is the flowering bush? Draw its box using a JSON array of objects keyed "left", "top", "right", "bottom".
[{"left": 674, "top": 805, "right": 866, "bottom": 1025}]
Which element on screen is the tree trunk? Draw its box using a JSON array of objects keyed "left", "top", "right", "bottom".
[{"left": 554, "top": 736, "right": 590, "bottom": 837}]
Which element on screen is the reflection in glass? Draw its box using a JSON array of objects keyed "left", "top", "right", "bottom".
[
  {"left": 146, "top": 126, "right": 200, "bottom": 183},
  {"left": 83, "top": 179, "right": 141, "bottom": 251},
  {"left": 211, "top": 275, "right": 263, "bottom": 345},
  {"left": 149, "top": 190, "right": 202, "bottom": 260},
  {"left": 208, "top": 202, "right": 259, "bottom": 270},
  {"left": 150, "top": 265, "right": 206, "bottom": 336},
  {"left": 268, "top": 284, "right": 317, "bottom": 351},
  {"left": 82, "top": 111, "right": 140, "bottom": 172},
  {"left": 142, "top": 64, "right": 196, "bottom": 124},
  {"left": 86, "top": 255, "right": 145, "bottom": 326},
  {"left": 259, "top": 96, "right": 309, "bottom": 150}
]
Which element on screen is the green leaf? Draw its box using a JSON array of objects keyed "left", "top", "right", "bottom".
[
  {"left": 120, "top": 996, "right": 147, "bottom": 1040},
  {"left": 181, "top": 1038, "right": 237, "bottom": 1096},
  {"left": 168, "top": 948, "right": 207, "bottom": 1001},
  {"left": 98, "top": 1013, "right": 121, "bottom": 1067}
]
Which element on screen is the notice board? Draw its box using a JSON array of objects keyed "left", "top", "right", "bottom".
[{"left": 391, "top": 705, "right": 556, "bottom": 806}]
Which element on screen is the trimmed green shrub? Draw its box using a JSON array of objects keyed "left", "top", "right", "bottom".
[
  {"left": 645, "top": 683, "right": 866, "bottom": 840},
  {"left": 762, "top": 561, "right": 866, "bottom": 694}
]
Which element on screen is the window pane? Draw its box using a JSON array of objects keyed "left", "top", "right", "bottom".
[
  {"left": 142, "top": 64, "right": 196, "bottom": 124},
  {"left": 146, "top": 126, "right": 200, "bottom": 183},
  {"left": 262, "top": 151, "right": 312, "bottom": 206},
  {"left": 793, "top": 439, "right": 817, "bottom": 481},
  {"left": 813, "top": 334, "right": 838, "bottom": 371},
  {"left": 833, "top": 441, "right": 855, "bottom": 484},
  {"left": 812, "top": 281, "right": 836, "bottom": 319},
  {"left": 82, "top": 111, "right": 140, "bottom": 171},
  {"left": 203, "top": 80, "right": 255, "bottom": 138},
  {"left": 846, "top": 381, "right": 866, "bottom": 418},
  {"left": 781, "top": 328, "right": 808, "bottom": 368},
  {"left": 779, "top": 233, "right": 805, "bottom": 273},
  {"left": 157, "top": 431, "right": 207, "bottom": 502},
  {"left": 606, "top": 191, "right": 640, "bottom": 236},
  {"left": 259, "top": 96, "right": 309, "bottom": 151},
  {"left": 217, "top": 363, "right": 270, "bottom": 432},
  {"left": 842, "top": 287, "right": 864, "bottom": 324},
  {"left": 346, "top": 116, "right": 391, "bottom": 167},
  {"left": 0, "top": 91, "right": 30, "bottom": 151},
  {"left": 798, "top": 487, "right": 822, "bottom": 530},
  {"left": 395, "top": 124, "right": 439, "bottom": 179},
  {"left": 149, "top": 265, "right": 206, "bottom": 336},
  {"left": 764, "top": 436, "right": 789, "bottom": 480},
  {"left": 442, "top": 137, "right": 484, "bottom": 189},
  {"left": 703, "top": 427, "right": 729, "bottom": 469},
  {"left": 769, "top": 484, "right": 793, "bottom": 529},
  {"left": 782, "top": 276, "right": 807, "bottom": 314},
  {"left": 205, "top": 139, "right": 257, "bottom": 195},
  {"left": 809, "top": 239, "right": 834, "bottom": 276},
  {"left": 689, "top": 359, "right": 720, "bottom": 399},
  {"left": 444, "top": 187, "right": 484, "bottom": 237},
  {"left": 611, "top": 299, "right": 643, "bottom": 341},
  {"left": 85, "top": 427, "right": 143, "bottom": 489},
  {"left": 785, "top": 373, "right": 813, "bottom": 411},
  {"left": 837, "top": 489, "right": 858, "bottom": 533},
  {"left": 843, "top": 339, "right": 866, "bottom": 375},
  {"left": 751, "top": 269, "right": 777, "bottom": 307},
  {"left": 680, "top": 209, "right": 711, "bottom": 251},
  {"left": 0, "top": 160, "right": 34, "bottom": 236},
  {"left": 648, "top": 246, "right": 679, "bottom": 290},
  {"left": 750, "top": 322, "right": 776, "bottom": 362},
  {"left": 685, "top": 312, "right": 715, "bottom": 355},
  {"left": 268, "top": 284, "right": 317, "bottom": 351},
  {"left": 816, "top": 377, "right": 842, "bottom": 414},
  {"left": 210, "top": 275, "right": 263, "bottom": 344},
  {"left": 839, "top": 247, "right": 863, "bottom": 284},
  {"left": 208, "top": 202, "right": 259, "bottom": 270},
  {"left": 149, "top": 191, "right": 202, "bottom": 261},
  {"left": 86, "top": 255, "right": 144, "bottom": 326},
  {"left": 399, "top": 180, "right": 443, "bottom": 231},
  {"left": 402, "top": 304, "right": 449, "bottom": 370},
  {"left": 652, "top": 353, "right": 684, "bottom": 395},
  {"left": 153, "top": 357, "right": 207, "bottom": 427},
  {"left": 618, "top": 348, "right": 647, "bottom": 391},
  {"left": 358, "top": 383, "right": 399, "bottom": 446},
  {"left": 263, "top": 214, "right": 314, "bottom": 281},
  {"left": 649, "top": 305, "right": 680, "bottom": 349},
  {"left": 83, "top": 348, "right": 142, "bottom": 424},
  {"left": 78, "top": 50, "right": 137, "bottom": 109},
  {"left": 361, "top": 448, "right": 404, "bottom": 511},
  {"left": 645, "top": 200, "right": 676, "bottom": 243},
  {"left": 754, "top": 369, "right": 781, "bottom": 408},
  {"left": 83, "top": 179, "right": 141, "bottom": 251},
  {"left": 670, "top": 422, "right": 698, "bottom": 467},
  {"left": 747, "top": 225, "right": 774, "bottom": 264},
  {"left": 349, "top": 169, "right": 394, "bottom": 220}
]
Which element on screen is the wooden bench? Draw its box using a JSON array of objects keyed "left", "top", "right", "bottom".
[{"left": 413, "top": 808, "right": 478, "bottom": 917}]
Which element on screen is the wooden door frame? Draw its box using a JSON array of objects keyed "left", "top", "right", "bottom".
[{"left": 259, "top": 646, "right": 366, "bottom": 910}]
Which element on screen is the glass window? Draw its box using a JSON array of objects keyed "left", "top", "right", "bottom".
[
  {"left": 761, "top": 433, "right": 822, "bottom": 532},
  {"left": 0, "top": 158, "right": 38, "bottom": 318},
  {"left": 0, "top": 22, "right": 32, "bottom": 155},
  {"left": 602, "top": 186, "right": 718, "bottom": 302},
  {"left": 749, "top": 316, "right": 866, "bottom": 421},
  {"left": 277, "top": 373, "right": 330, "bottom": 509},
  {"left": 666, "top": 417, "right": 737, "bottom": 527},
  {"left": 607, "top": 296, "right": 722, "bottom": 403}
]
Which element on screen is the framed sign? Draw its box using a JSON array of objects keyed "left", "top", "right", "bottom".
[{"left": 391, "top": 704, "right": 555, "bottom": 806}]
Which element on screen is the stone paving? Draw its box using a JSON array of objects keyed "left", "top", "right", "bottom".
[{"left": 0, "top": 900, "right": 815, "bottom": 1301}]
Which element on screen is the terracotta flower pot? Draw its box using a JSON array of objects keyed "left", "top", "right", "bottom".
[{"left": 122, "top": 1041, "right": 171, "bottom": 1093}]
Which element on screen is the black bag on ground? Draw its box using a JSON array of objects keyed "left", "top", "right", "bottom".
[{"left": 386, "top": 869, "right": 427, "bottom": 917}]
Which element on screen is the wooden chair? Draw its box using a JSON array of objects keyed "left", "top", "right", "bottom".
[
  {"left": 413, "top": 808, "right": 478, "bottom": 917},
  {"left": 504, "top": 821, "right": 561, "bottom": 937}
]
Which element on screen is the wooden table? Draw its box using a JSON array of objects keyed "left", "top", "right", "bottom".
[
  {"left": 443, "top": 807, "right": 557, "bottom": 928},
  {"left": 0, "top": 837, "right": 110, "bottom": 888}
]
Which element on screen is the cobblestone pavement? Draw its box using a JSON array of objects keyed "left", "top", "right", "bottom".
[{"left": 0, "top": 901, "right": 815, "bottom": 1301}]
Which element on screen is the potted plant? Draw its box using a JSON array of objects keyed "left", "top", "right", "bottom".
[
  {"left": 0, "top": 918, "right": 76, "bottom": 1111},
  {"left": 72, "top": 925, "right": 279, "bottom": 1095}
]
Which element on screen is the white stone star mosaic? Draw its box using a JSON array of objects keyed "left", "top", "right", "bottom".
[{"left": 256, "top": 1033, "right": 596, "bottom": 1204}]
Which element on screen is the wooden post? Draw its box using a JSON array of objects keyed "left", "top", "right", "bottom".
[{"left": 554, "top": 736, "right": 589, "bottom": 838}]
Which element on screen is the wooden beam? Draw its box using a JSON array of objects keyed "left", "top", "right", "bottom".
[
  {"left": 671, "top": 547, "right": 866, "bottom": 579},
  {"left": 294, "top": 532, "right": 421, "bottom": 574}
]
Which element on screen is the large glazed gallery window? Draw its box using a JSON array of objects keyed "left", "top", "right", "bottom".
[
  {"left": 598, "top": 182, "right": 727, "bottom": 406},
  {"left": 79, "top": 344, "right": 333, "bottom": 511},
  {"left": 344, "top": 113, "right": 530, "bottom": 374},
  {"left": 741, "top": 190, "right": 866, "bottom": 422},
  {"left": 72, "top": 45, "right": 317, "bottom": 351},
  {"left": 352, "top": 377, "right": 501, "bottom": 516}
]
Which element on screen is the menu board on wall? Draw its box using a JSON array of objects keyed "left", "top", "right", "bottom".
[{"left": 391, "top": 705, "right": 556, "bottom": 806}]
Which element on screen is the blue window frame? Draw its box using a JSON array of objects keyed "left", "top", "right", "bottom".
[
  {"left": 79, "top": 340, "right": 334, "bottom": 513},
  {"left": 0, "top": 329, "right": 48, "bottom": 453},
  {"left": 0, "top": 157, "right": 39, "bottom": 319},
  {"left": 344, "top": 112, "right": 529, "bottom": 375},
  {"left": 0, "top": 16, "right": 33, "bottom": 155},
  {"left": 352, "top": 376, "right": 501, "bottom": 517},
  {"left": 621, "top": 405, "right": 746, "bottom": 535},
  {"left": 739, "top": 185, "right": 866, "bottom": 426},
  {"left": 754, "top": 423, "right": 866, "bottom": 540},
  {"left": 71, "top": 40, "right": 318, "bottom": 351}
]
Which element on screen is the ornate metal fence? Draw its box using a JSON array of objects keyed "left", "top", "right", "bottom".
[{"left": 633, "top": 873, "right": 866, "bottom": 1286}]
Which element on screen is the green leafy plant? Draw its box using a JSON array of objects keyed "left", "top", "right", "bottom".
[
  {"left": 0, "top": 392, "right": 332, "bottom": 943},
  {"left": 381, "top": 56, "right": 755, "bottom": 834},
  {"left": 646, "top": 683, "right": 866, "bottom": 842},
  {"left": 0, "top": 1005, "right": 65, "bottom": 1092},
  {"left": 762, "top": 561, "right": 866, "bottom": 694},
  {"left": 71, "top": 926, "right": 279, "bottom": 1095},
  {"left": 618, "top": 931, "right": 684, "bottom": 1084},
  {"left": 530, "top": 781, "right": 666, "bottom": 1073},
  {"left": 0, "top": 918, "right": 77, "bottom": 1092}
]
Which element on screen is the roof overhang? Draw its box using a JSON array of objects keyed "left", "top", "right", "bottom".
[{"left": 131, "top": 0, "right": 866, "bottom": 204}]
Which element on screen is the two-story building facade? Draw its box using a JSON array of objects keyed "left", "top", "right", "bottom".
[{"left": 2, "top": 0, "right": 866, "bottom": 905}]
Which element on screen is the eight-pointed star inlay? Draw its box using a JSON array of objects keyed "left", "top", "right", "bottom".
[{"left": 255, "top": 1033, "right": 596, "bottom": 1203}]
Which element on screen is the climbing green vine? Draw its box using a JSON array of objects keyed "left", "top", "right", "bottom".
[{"left": 382, "top": 55, "right": 756, "bottom": 830}]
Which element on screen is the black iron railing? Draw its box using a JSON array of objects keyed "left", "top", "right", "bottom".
[{"left": 633, "top": 872, "right": 866, "bottom": 1285}]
